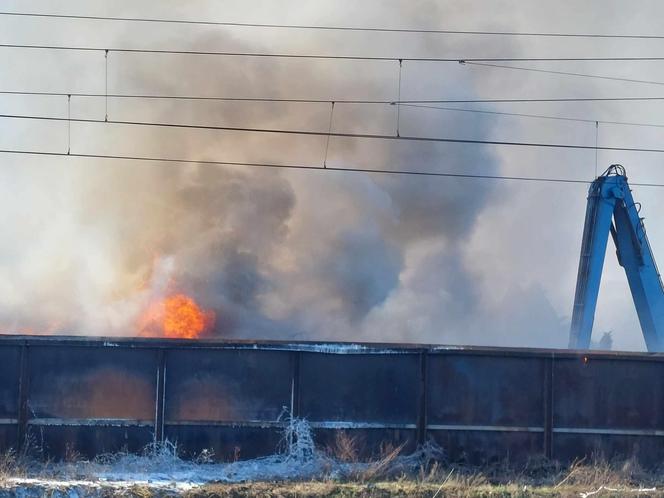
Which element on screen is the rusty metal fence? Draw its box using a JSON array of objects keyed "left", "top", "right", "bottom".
[{"left": 0, "top": 335, "right": 661, "bottom": 463}]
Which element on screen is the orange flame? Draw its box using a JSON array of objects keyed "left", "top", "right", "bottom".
[{"left": 138, "top": 294, "right": 215, "bottom": 339}]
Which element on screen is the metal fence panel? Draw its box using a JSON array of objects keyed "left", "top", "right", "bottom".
[
  {"left": 427, "top": 353, "right": 545, "bottom": 427},
  {"left": 426, "top": 352, "right": 546, "bottom": 463},
  {"left": 1, "top": 337, "right": 664, "bottom": 463},
  {"left": 163, "top": 348, "right": 293, "bottom": 459},
  {"left": 553, "top": 357, "right": 664, "bottom": 430},
  {"left": 25, "top": 345, "right": 158, "bottom": 458},
  {"left": 298, "top": 352, "right": 420, "bottom": 458}
]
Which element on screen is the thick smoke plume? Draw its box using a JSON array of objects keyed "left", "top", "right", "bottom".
[{"left": 0, "top": 2, "right": 573, "bottom": 347}]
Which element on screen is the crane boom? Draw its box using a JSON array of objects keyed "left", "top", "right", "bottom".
[{"left": 569, "top": 164, "right": 664, "bottom": 352}]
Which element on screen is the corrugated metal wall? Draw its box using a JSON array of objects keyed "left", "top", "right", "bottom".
[{"left": 0, "top": 336, "right": 661, "bottom": 464}]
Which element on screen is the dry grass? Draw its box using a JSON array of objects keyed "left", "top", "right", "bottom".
[
  {"left": 0, "top": 436, "right": 661, "bottom": 497},
  {"left": 183, "top": 453, "right": 664, "bottom": 497},
  {"left": 327, "top": 431, "right": 361, "bottom": 463},
  {"left": 121, "top": 485, "right": 162, "bottom": 498},
  {"left": 355, "top": 442, "right": 406, "bottom": 482},
  {"left": 189, "top": 479, "right": 661, "bottom": 498},
  {"left": 554, "top": 455, "right": 649, "bottom": 488},
  {"left": 183, "top": 481, "right": 597, "bottom": 497},
  {"left": 186, "top": 482, "right": 492, "bottom": 498}
]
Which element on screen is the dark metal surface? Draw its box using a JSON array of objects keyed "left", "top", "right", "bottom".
[
  {"left": 553, "top": 433, "right": 664, "bottom": 463},
  {"left": 1, "top": 335, "right": 664, "bottom": 463},
  {"left": 27, "top": 345, "right": 158, "bottom": 420},
  {"left": 0, "top": 346, "right": 21, "bottom": 420},
  {"left": 164, "top": 349, "right": 292, "bottom": 423},
  {"left": 427, "top": 353, "right": 545, "bottom": 427},
  {"left": 164, "top": 425, "right": 284, "bottom": 461},
  {"left": 162, "top": 348, "right": 292, "bottom": 459},
  {"left": 427, "top": 352, "right": 546, "bottom": 464},
  {"left": 298, "top": 352, "right": 420, "bottom": 424},
  {"left": 26, "top": 425, "right": 154, "bottom": 459},
  {"left": 298, "top": 352, "right": 421, "bottom": 459},
  {"left": 553, "top": 357, "right": 664, "bottom": 430}
]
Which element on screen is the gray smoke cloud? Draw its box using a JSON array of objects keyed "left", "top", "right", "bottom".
[{"left": 4, "top": 0, "right": 663, "bottom": 350}]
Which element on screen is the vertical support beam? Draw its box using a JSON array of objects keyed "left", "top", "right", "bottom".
[
  {"left": 416, "top": 350, "right": 428, "bottom": 445},
  {"left": 288, "top": 351, "right": 302, "bottom": 450},
  {"left": 543, "top": 355, "right": 554, "bottom": 459},
  {"left": 569, "top": 176, "right": 618, "bottom": 349},
  {"left": 154, "top": 349, "right": 166, "bottom": 443},
  {"left": 612, "top": 186, "right": 664, "bottom": 352},
  {"left": 290, "top": 351, "right": 301, "bottom": 418},
  {"left": 16, "top": 343, "right": 29, "bottom": 451}
]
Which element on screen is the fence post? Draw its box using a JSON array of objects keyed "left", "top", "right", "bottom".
[
  {"left": 154, "top": 349, "right": 166, "bottom": 443},
  {"left": 543, "top": 354, "right": 554, "bottom": 459},
  {"left": 416, "top": 349, "right": 428, "bottom": 445},
  {"left": 290, "top": 351, "right": 301, "bottom": 418},
  {"left": 16, "top": 343, "right": 29, "bottom": 451}
]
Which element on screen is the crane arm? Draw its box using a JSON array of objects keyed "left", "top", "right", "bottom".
[
  {"left": 569, "top": 165, "right": 664, "bottom": 352},
  {"left": 568, "top": 168, "right": 619, "bottom": 349},
  {"left": 611, "top": 181, "right": 664, "bottom": 351}
]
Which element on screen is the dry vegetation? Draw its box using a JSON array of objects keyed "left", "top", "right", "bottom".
[
  {"left": 182, "top": 458, "right": 662, "bottom": 498},
  {"left": 0, "top": 430, "right": 662, "bottom": 497},
  {"left": 184, "top": 444, "right": 664, "bottom": 498},
  {"left": 0, "top": 456, "right": 662, "bottom": 497}
]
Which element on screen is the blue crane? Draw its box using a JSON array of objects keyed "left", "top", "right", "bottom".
[{"left": 569, "top": 164, "right": 664, "bottom": 351}]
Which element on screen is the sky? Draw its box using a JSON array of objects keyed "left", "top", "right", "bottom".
[{"left": 2, "top": 0, "right": 664, "bottom": 350}]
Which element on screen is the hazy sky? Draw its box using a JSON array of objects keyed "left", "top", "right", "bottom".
[{"left": 2, "top": 0, "right": 664, "bottom": 350}]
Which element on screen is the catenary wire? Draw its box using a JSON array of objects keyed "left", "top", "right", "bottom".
[
  {"left": 399, "top": 103, "right": 664, "bottom": 129},
  {"left": 8, "top": 89, "right": 664, "bottom": 128},
  {"left": 1, "top": 148, "right": 663, "bottom": 188},
  {"left": 0, "top": 149, "right": 628, "bottom": 186},
  {"left": 4, "top": 112, "right": 664, "bottom": 153},
  {"left": 2, "top": 11, "right": 664, "bottom": 40},
  {"left": 8, "top": 89, "right": 664, "bottom": 105},
  {"left": 6, "top": 89, "right": 664, "bottom": 128},
  {"left": 3, "top": 42, "right": 664, "bottom": 63},
  {"left": 462, "top": 61, "right": 664, "bottom": 86}
]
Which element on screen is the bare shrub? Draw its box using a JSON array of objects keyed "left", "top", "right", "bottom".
[
  {"left": 280, "top": 417, "right": 317, "bottom": 461},
  {"left": 357, "top": 441, "right": 406, "bottom": 481},
  {"left": 194, "top": 448, "right": 215, "bottom": 465},
  {"left": 326, "top": 431, "right": 360, "bottom": 463},
  {"left": 63, "top": 442, "right": 82, "bottom": 463},
  {"left": 0, "top": 449, "right": 19, "bottom": 479}
]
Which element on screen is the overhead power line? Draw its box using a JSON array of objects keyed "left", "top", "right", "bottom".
[
  {"left": 463, "top": 61, "right": 664, "bottom": 87},
  {"left": 5, "top": 112, "right": 664, "bottom": 154},
  {"left": 2, "top": 148, "right": 664, "bottom": 188},
  {"left": 403, "top": 103, "right": 597, "bottom": 123},
  {"left": 2, "top": 11, "right": 664, "bottom": 40},
  {"left": 0, "top": 148, "right": 619, "bottom": 186},
  {"left": 7, "top": 89, "right": 664, "bottom": 105},
  {"left": 3, "top": 42, "right": 664, "bottom": 63},
  {"left": 5, "top": 89, "right": 664, "bottom": 129},
  {"left": 401, "top": 103, "right": 664, "bottom": 129}
]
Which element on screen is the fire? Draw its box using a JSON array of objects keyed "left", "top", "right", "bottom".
[{"left": 138, "top": 294, "right": 215, "bottom": 339}]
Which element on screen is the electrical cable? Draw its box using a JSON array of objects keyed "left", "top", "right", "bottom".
[
  {"left": 4, "top": 112, "right": 664, "bottom": 154},
  {"left": 5, "top": 89, "right": 664, "bottom": 105},
  {"left": 2, "top": 11, "right": 664, "bottom": 40},
  {"left": 399, "top": 103, "right": 664, "bottom": 129},
  {"left": 7, "top": 89, "right": 664, "bottom": 129},
  {"left": 0, "top": 148, "right": 621, "bottom": 186},
  {"left": 3, "top": 42, "right": 664, "bottom": 63},
  {"left": 462, "top": 61, "right": 664, "bottom": 87},
  {"left": 1, "top": 148, "right": 664, "bottom": 188}
]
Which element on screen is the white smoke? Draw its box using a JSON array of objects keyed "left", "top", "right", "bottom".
[{"left": 4, "top": 0, "right": 663, "bottom": 349}]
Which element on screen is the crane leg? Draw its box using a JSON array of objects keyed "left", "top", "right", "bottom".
[{"left": 569, "top": 177, "right": 618, "bottom": 349}]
